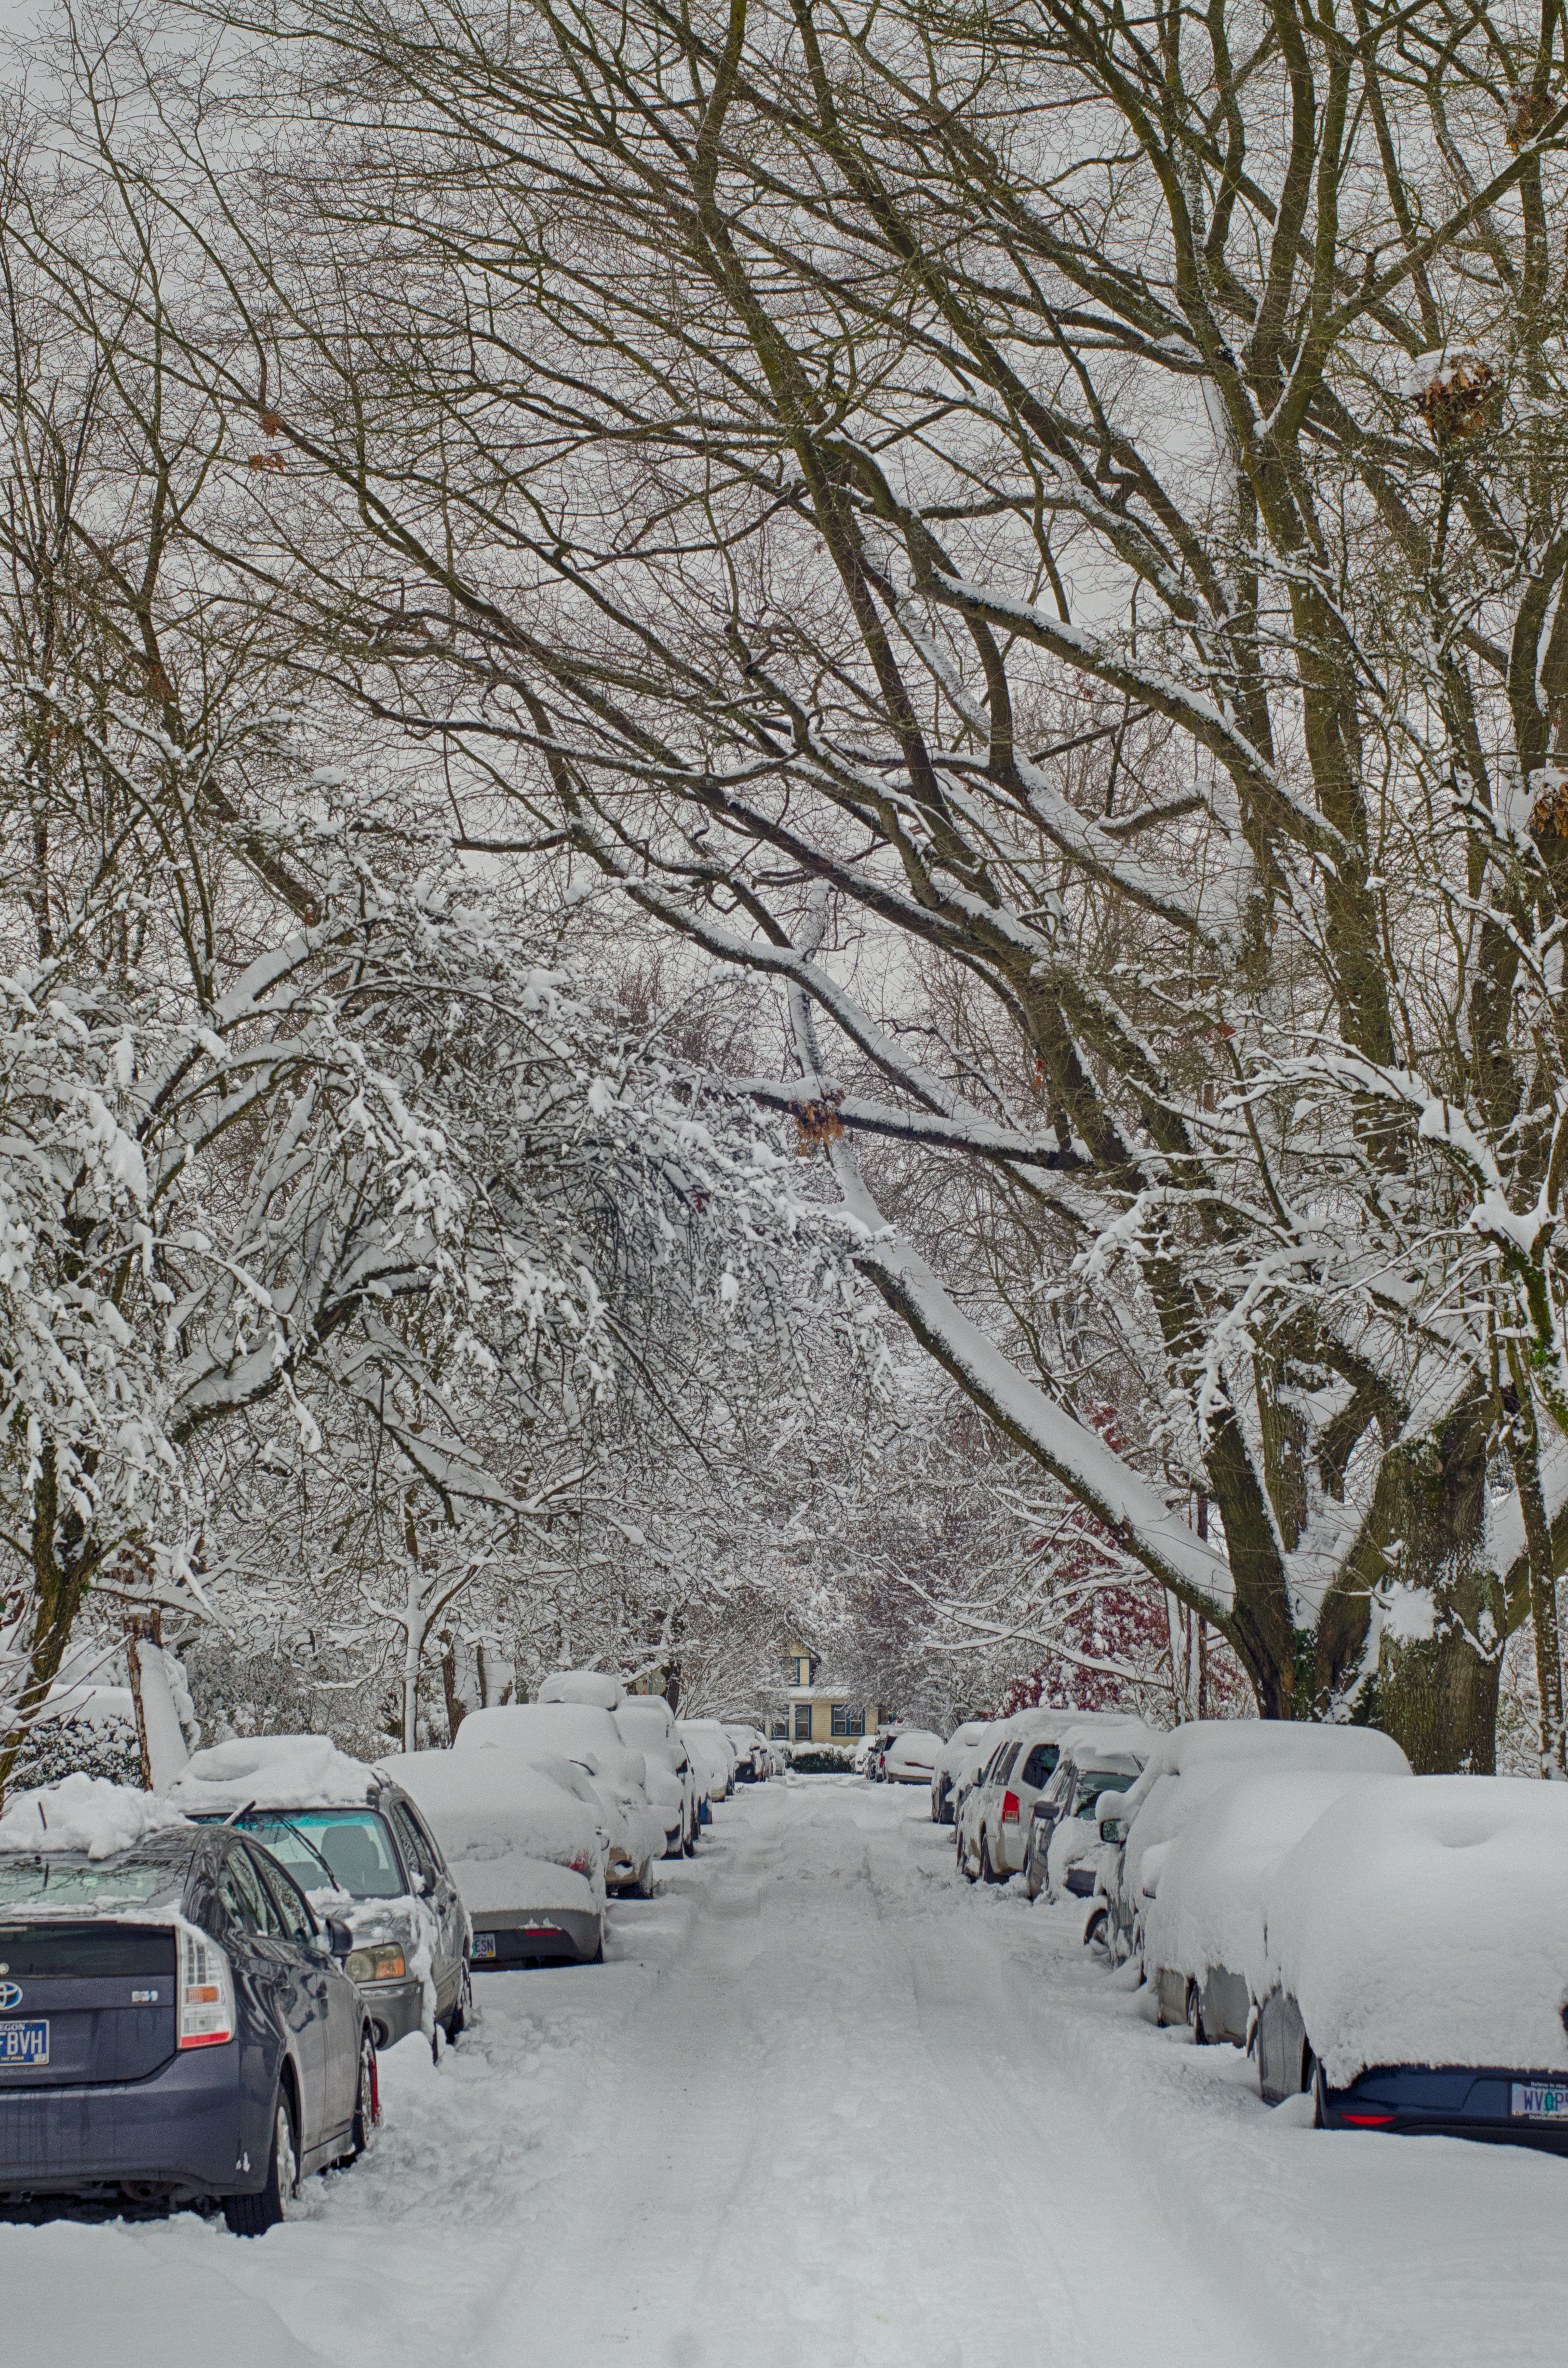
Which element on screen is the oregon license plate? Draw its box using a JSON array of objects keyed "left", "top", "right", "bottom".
[
  {"left": 0, "top": 2019, "right": 49, "bottom": 2067},
  {"left": 472, "top": 1933, "right": 496, "bottom": 1960},
  {"left": 1511, "top": 2082, "right": 1568, "bottom": 2120}
]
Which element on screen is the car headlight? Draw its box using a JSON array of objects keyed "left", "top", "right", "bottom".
[{"left": 345, "top": 1943, "right": 407, "bottom": 1984}]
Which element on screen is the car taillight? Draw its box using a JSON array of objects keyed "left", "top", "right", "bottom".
[
  {"left": 1340, "top": 2110, "right": 1396, "bottom": 2127},
  {"left": 177, "top": 1928, "right": 236, "bottom": 2049},
  {"left": 571, "top": 1853, "right": 591, "bottom": 1874},
  {"left": 1002, "top": 1792, "right": 1021, "bottom": 1824},
  {"left": 345, "top": 1943, "right": 407, "bottom": 1984}
]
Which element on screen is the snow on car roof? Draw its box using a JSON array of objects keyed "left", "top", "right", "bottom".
[
  {"left": 1144, "top": 1768, "right": 1406, "bottom": 2002},
  {"left": 1262, "top": 1776, "right": 1568, "bottom": 2085},
  {"left": 0, "top": 1773, "right": 189, "bottom": 1859},
  {"left": 168, "top": 1733, "right": 379, "bottom": 1813},
  {"left": 539, "top": 1670, "right": 624, "bottom": 1710}
]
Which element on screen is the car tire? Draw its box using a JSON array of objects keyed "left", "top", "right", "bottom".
[
  {"left": 225, "top": 2089, "right": 299, "bottom": 2236},
  {"left": 348, "top": 2030, "right": 380, "bottom": 2158},
  {"left": 683, "top": 1817, "right": 696, "bottom": 1857},
  {"left": 1186, "top": 1981, "right": 1207, "bottom": 2047},
  {"left": 1306, "top": 2050, "right": 1327, "bottom": 2126},
  {"left": 1083, "top": 1906, "right": 1109, "bottom": 1953},
  {"left": 979, "top": 1833, "right": 1000, "bottom": 1885},
  {"left": 445, "top": 1962, "right": 473, "bottom": 2043}
]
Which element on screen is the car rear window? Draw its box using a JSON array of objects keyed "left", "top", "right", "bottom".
[
  {"left": 1073, "top": 1768, "right": 1136, "bottom": 1813},
  {"left": 0, "top": 1922, "right": 177, "bottom": 1978},
  {"left": 0, "top": 1856, "right": 185, "bottom": 1913},
  {"left": 1020, "top": 1745, "right": 1060, "bottom": 1788}
]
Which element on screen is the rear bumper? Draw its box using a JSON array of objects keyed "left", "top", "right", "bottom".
[
  {"left": 470, "top": 1907, "right": 601, "bottom": 1968},
  {"left": 1325, "top": 2066, "right": 1568, "bottom": 2153},
  {"left": 0, "top": 2043, "right": 246, "bottom": 2199}
]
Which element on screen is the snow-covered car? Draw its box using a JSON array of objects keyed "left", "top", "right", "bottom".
[
  {"left": 723, "top": 1723, "right": 771, "bottom": 1782},
  {"left": 1022, "top": 1725, "right": 1153, "bottom": 1902},
  {"left": 958, "top": 1712, "right": 1130, "bottom": 1882},
  {"left": 616, "top": 1694, "right": 700, "bottom": 1853},
  {"left": 456, "top": 1703, "right": 667, "bottom": 1889},
  {"left": 1140, "top": 1765, "right": 1407, "bottom": 2041},
  {"left": 882, "top": 1728, "right": 942, "bottom": 1786},
  {"left": 539, "top": 1670, "right": 623, "bottom": 1711},
  {"left": 929, "top": 1721, "right": 993, "bottom": 1823},
  {"left": 0, "top": 1776, "right": 376, "bottom": 2230},
  {"left": 1256, "top": 1776, "right": 1568, "bottom": 2147},
  {"left": 1102, "top": 1720, "right": 1411, "bottom": 1969},
  {"left": 171, "top": 1733, "right": 472, "bottom": 2047},
  {"left": 382, "top": 1745, "right": 608, "bottom": 1967},
  {"left": 865, "top": 1726, "right": 904, "bottom": 1781},
  {"left": 679, "top": 1718, "right": 738, "bottom": 1804}
]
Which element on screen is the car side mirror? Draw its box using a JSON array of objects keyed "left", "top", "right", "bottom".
[
  {"left": 324, "top": 1915, "right": 354, "bottom": 1958},
  {"left": 1099, "top": 1816, "right": 1128, "bottom": 1845}
]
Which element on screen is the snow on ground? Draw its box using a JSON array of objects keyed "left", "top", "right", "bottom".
[{"left": 7, "top": 1779, "right": 1568, "bottom": 2367}]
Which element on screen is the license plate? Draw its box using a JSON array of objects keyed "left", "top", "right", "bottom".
[
  {"left": 1512, "top": 2082, "right": 1568, "bottom": 2120},
  {"left": 0, "top": 2019, "right": 49, "bottom": 2067},
  {"left": 472, "top": 1933, "right": 496, "bottom": 1960}
]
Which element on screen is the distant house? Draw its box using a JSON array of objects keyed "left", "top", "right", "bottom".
[{"left": 767, "top": 1644, "right": 892, "bottom": 1746}]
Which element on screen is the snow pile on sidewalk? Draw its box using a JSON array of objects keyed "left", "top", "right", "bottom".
[
  {"left": 0, "top": 1772, "right": 186, "bottom": 1857},
  {"left": 168, "top": 1732, "right": 376, "bottom": 1812},
  {"left": 1262, "top": 1776, "right": 1568, "bottom": 2084}
]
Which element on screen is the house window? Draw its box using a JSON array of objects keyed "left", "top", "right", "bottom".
[
  {"left": 793, "top": 1704, "right": 813, "bottom": 1741},
  {"left": 831, "top": 1704, "right": 848, "bottom": 1736},
  {"left": 845, "top": 1709, "right": 865, "bottom": 1737}
]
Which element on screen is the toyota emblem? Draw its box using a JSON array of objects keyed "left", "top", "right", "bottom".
[{"left": 0, "top": 1981, "right": 22, "bottom": 2011}]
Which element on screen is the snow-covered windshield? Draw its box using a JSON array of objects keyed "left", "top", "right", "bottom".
[
  {"left": 222, "top": 1810, "right": 406, "bottom": 1899},
  {"left": 0, "top": 1854, "right": 184, "bottom": 1910}
]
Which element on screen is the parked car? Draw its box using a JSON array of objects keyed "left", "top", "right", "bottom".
[
  {"left": 957, "top": 1712, "right": 1136, "bottom": 1883},
  {"left": 679, "top": 1719, "right": 738, "bottom": 1804},
  {"left": 883, "top": 1729, "right": 943, "bottom": 1786},
  {"left": 1022, "top": 1726, "right": 1152, "bottom": 1901},
  {"left": 1256, "top": 1776, "right": 1568, "bottom": 2147},
  {"left": 723, "top": 1724, "right": 771, "bottom": 1782},
  {"left": 538, "top": 1670, "right": 623, "bottom": 1711},
  {"left": 171, "top": 1733, "right": 472, "bottom": 2047},
  {"left": 456, "top": 1703, "right": 667, "bottom": 1889},
  {"left": 0, "top": 1777, "right": 375, "bottom": 2232},
  {"left": 929, "top": 1721, "right": 993, "bottom": 1824},
  {"left": 1101, "top": 1719, "right": 1411, "bottom": 1970},
  {"left": 616, "top": 1695, "right": 700, "bottom": 1853},
  {"left": 382, "top": 1745, "right": 608, "bottom": 1968},
  {"left": 1140, "top": 1766, "right": 1405, "bottom": 2040},
  {"left": 865, "top": 1726, "right": 905, "bottom": 1781}
]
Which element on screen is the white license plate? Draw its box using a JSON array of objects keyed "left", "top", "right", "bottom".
[
  {"left": 472, "top": 1933, "right": 496, "bottom": 1960},
  {"left": 0, "top": 2019, "right": 48, "bottom": 2067},
  {"left": 1512, "top": 2082, "right": 1568, "bottom": 2120}
]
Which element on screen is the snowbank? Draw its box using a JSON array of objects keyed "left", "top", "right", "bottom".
[
  {"left": 0, "top": 1773, "right": 187, "bottom": 1857},
  {"left": 1261, "top": 1776, "right": 1568, "bottom": 2085},
  {"left": 1143, "top": 1769, "right": 1405, "bottom": 1998},
  {"left": 167, "top": 1732, "right": 377, "bottom": 1812}
]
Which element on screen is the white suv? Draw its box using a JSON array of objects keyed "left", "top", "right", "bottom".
[{"left": 956, "top": 1729, "right": 1063, "bottom": 1882}]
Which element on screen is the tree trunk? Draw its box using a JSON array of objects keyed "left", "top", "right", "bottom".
[
  {"left": 125, "top": 1611, "right": 191, "bottom": 1793},
  {"left": 0, "top": 1448, "right": 96, "bottom": 1811},
  {"left": 1360, "top": 1411, "right": 1503, "bottom": 1773}
]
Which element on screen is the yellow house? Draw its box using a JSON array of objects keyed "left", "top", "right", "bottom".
[{"left": 769, "top": 1646, "right": 891, "bottom": 1746}]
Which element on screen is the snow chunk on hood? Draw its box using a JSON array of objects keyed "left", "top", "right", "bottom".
[
  {"left": 1262, "top": 1776, "right": 1568, "bottom": 2086},
  {"left": 539, "top": 1670, "right": 624, "bottom": 1710},
  {"left": 168, "top": 1733, "right": 377, "bottom": 1813},
  {"left": 0, "top": 1773, "right": 187, "bottom": 1858}
]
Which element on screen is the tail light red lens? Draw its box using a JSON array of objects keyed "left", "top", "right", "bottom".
[
  {"left": 177, "top": 1927, "right": 236, "bottom": 2049},
  {"left": 1002, "top": 1792, "right": 1021, "bottom": 1824},
  {"left": 1341, "top": 2110, "right": 1396, "bottom": 2127}
]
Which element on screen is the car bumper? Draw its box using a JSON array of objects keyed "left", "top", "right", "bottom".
[
  {"left": 470, "top": 1907, "right": 601, "bottom": 1968},
  {"left": 1324, "top": 2065, "right": 1568, "bottom": 2152},
  {"left": 357, "top": 1976, "right": 427, "bottom": 2049},
  {"left": 0, "top": 2042, "right": 248, "bottom": 2200},
  {"left": 886, "top": 1767, "right": 935, "bottom": 1785}
]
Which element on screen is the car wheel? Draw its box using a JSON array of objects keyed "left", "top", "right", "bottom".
[
  {"left": 1306, "top": 2049, "right": 1327, "bottom": 2126},
  {"left": 683, "top": 1816, "right": 696, "bottom": 1857},
  {"left": 348, "top": 2030, "right": 380, "bottom": 2158},
  {"left": 1186, "top": 1981, "right": 1207, "bottom": 2047},
  {"left": 225, "top": 2089, "right": 299, "bottom": 2236},
  {"left": 1083, "top": 1905, "right": 1109, "bottom": 1953},
  {"left": 979, "top": 1833, "right": 999, "bottom": 1885},
  {"left": 445, "top": 1962, "right": 473, "bottom": 2042}
]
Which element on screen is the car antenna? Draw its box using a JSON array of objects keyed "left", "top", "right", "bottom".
[{"left": 222, "top": 1800, "right": 257, "bottom": 1826}]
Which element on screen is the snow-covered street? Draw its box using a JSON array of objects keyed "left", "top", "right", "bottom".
[{"left": 8, "top": 1778, "right": 1568, "bottom": 2368}]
